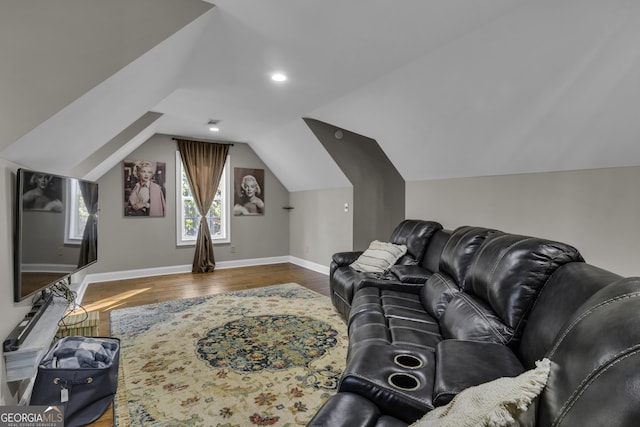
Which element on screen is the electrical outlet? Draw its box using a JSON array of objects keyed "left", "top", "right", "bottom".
[
  {"left": 57, "top": 246, "right": 64, "bottom": 256},
  {"left": 230, "top": 246, "right": 236, "bottom": 254},
  {"left": 344, "top": 203, "right": 349, "bottom": 213}
]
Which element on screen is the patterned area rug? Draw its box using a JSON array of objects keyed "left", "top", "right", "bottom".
[{"left": 110, "top": 283, "right": 348, "bottom": 426}]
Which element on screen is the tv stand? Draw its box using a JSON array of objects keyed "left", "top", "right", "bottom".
[
  {"left": 3, "top": 295, "right": 69, "bottom": 383},
  {"left": 3, "top": 291, "right": 54, "bottom": 353}
]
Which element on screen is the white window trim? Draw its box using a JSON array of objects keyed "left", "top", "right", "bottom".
[
  {"left": 64, "top": 178, "right": 83, "bottom": 245},
  {"left": 175, "top": 151, "right": 231, "bottom": 246}
]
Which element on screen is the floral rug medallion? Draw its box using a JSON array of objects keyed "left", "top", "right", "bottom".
[{"left": 110, "top": 283, "right": 348, "bottom": 426}]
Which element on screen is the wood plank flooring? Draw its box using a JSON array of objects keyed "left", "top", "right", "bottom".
[{"left": 78, "top": 263, "right": 330, "bottom": 427}]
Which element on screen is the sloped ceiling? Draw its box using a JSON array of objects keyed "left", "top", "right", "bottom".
[
  {"left": 2, "top": 0, "right": 640, "bottom": 192},
  {"left": 0, "top": 0, "right": 212, "bottom": 174}
]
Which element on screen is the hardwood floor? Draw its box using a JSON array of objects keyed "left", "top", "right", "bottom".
[{"left": 78, "top": 263, "right": 330, "bottom": 427}]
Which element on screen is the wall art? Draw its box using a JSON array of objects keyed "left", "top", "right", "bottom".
[
  {"left": 123, "top": 160, "right": 166, "bottom": 217},
  {"left": 233, "top": 167, "right": 264, "bottom": 216}
]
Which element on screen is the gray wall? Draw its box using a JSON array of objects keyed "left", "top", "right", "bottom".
[
  {"left": 85, "top": 134, "right": 290, "bottom": 274},
  {"left": 0, "top": 159, "right": 33, "bottom": 404},
  {"left": 289, "top": 187, "right": 353, "bottom": 266},
  {"left": 305, "top": 118, "right": 405, "bottom": 250},
  {"left": 407, "top": 166, "right": 640, "bottom": 277}
]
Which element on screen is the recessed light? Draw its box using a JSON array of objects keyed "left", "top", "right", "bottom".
[
  {"left": 208, "top": 119, "right": 220, "bottom": 131},
  {"left": 271, "top": 72, "right": 287, "bottom": 82}
]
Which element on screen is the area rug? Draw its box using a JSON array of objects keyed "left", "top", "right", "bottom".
[{"left": 110, "top": 283, "right": 348, "bottom": 426}]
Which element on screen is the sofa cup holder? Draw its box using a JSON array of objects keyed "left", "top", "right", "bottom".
[
  {"left": 387, "top": 372, "right": 421, "bottom": 391},
  {"left": 393, "top": 354, "right": 423, "bottom": 369}
]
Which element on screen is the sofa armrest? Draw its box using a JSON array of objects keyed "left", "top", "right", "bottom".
[
  {"left": 339, "top": 343, "right": 435, "bottom": 423},
  {"left": 332, "top": 251, "right": 363, "bottom": 267},
  {"left": 308, "top": 393, "right": 382, "bottom": 427},
  {"left": 388, "top": 265, "right": 432, "bottom": 284},
  {"left": 433, "top": 339, "right": 525, "bottom": 407},
  {"left": 355, "top": 265, "right": 432, "bottom": 295},
  {"left": 358, "top": 277, "right": 424, "bottom": 295}
]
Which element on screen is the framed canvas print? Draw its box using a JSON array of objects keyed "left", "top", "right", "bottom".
[
  {"left": 233, "top": 168, "right": 264, "bottom": 216},
  {"left": 123, "top": 160, "right": 167, "bottom": 217}
]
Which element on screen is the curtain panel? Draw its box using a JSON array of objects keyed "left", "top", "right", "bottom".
[{"left": 176, "top": 139, "right": 230, "bottom": 273}]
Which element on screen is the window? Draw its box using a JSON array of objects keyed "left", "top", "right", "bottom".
[
  {"left": 176, "top": 152, "right": 230, "bottom": 245},
  {"left": 65, "top": 179, "right": 89, "bottom": 244}
]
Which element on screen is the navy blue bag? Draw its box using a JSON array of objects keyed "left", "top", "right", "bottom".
[{"left": 30, "top": 336, "right": 120, "bottom": 427}]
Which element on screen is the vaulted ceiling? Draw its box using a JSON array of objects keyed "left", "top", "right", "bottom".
[{"left": 2, "top": 0, "right": 640, "bottom": 191}]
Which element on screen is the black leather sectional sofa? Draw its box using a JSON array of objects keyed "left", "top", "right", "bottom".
[{"left": 309, "top": 220, "right": 640, "bottom": 426}]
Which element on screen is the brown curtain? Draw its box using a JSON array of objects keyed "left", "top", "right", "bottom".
[{"left": 176, "top": 139, "right": 230, "bottom": 273}]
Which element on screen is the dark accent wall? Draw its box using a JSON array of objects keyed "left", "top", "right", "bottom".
[{"left": 304, "top": 118, "right": 404, "bottom": 250}]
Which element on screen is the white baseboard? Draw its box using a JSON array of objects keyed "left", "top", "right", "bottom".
[
  {"left": 215, "top": 256, "right": 291, "bottom": 270},
  {"left": 76, "top": 256, "right": 329, "bottom": 305},
  {"left": 288, "top": 256, "right": 330, "bottom": 275}
]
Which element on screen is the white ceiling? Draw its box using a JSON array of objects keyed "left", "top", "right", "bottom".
[{"left": 3, "top": 0, "right": 640, "bottom": 191}]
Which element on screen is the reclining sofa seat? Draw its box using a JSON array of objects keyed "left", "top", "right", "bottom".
[
  {"left": 310, "top": 263, "right": 636, "bottom": 427},
  {"left": 339, "top": 228, "right": 584, "bottom": 422},
  {"left": 346, "top": 226, "right": 500, "bottom": 359},
  {"left": 310, "top": 224, "right": 610, "bottom": 426},
  {"left": 330, "top": 219, "right": 445, "bottom": 322}
]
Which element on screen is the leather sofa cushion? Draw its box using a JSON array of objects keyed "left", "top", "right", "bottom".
[
  {"left": 420, "top": 229, "right": 452, "bottom": 273},
  {"left": 420, "top": 272, "right": 460, "bottom": 320},
  {"left": 418, "top": 226, "right": 500, "bottom": 320},
  {"left": 433, "top": 339, "right": 525, "bottom": 406},
  {"left": 350, "top": 288, "right": 436, "bottom": 326},
  {"left": 348, "top": 288, "right": 443, "bottom": 356},
  {"left": 387, "top": 317, "right": 442, "bottom": 350},
  {"left": 438, "top": 226, "right": 502, "bottom": 286},
  {"left": 348, "top": 311, "right": 392, "bottom": 350},
  {"left": 461, "top": 234, "right": 584, "bottom": 345},
  {"left": 518, "top": 262, "right": 621, "bottom": 367},
  {"left": 538, "top": 278, "right": 640, "bottom": 427},
  {"left": 440, "top": 293, "right": 512, "bottom": 344},
  {"left": 389, "top": 220, "right": 443, "bottom": 265}
]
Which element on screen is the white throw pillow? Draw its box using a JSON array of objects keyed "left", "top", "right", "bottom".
[
  {"left": 410, "top": 358, "right": 551, "bottom": 427},
  {"left": 349, "top": 240, "right": 408, "bottom": 273}
]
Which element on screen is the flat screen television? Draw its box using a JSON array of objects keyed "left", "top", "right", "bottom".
[{"left": 13, "top": 168, "right": 98, "bottom": 302}]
